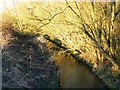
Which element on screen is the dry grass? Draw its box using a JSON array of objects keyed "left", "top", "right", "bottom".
[{"left": 1, "top": 1, "right": 120, "bottom": 69}]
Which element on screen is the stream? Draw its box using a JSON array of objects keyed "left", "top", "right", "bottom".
[{"left": 52, "top": 51, "right": 108, "bottom": 88}]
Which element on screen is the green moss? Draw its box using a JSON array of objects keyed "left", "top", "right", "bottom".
[
  {"left": 72, "top": 51, "right": 79, "bottom": 55},
  {"left": 50, "top": 37, "right": 54, "bottom": 41}
]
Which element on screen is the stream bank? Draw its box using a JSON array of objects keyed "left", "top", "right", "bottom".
[
  {"left": 0, "top": 30, "right": 3, "bottom": 90},
  {"left": 1, "top": 29, "right": 60, "bottom": 88},
  {"left": 43, "top": 34, "right": 120, "bottom": 89},
  {"left": 1, "top": 28, "right": 119, "bottom": 89}
]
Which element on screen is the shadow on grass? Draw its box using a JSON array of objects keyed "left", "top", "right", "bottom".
[{"left": 2, "top": 30, "right": 60, "bottom": 88}]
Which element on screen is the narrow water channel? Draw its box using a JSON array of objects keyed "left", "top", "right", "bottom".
[{"left": 52, "top": 51, "right": 108, "bottom": 88}]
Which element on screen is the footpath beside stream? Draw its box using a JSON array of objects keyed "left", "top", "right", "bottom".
[
  {"left": 1, "top": 30, "right": 60, "bottom": 88},
  {"left": 0, "top": 29, "right": 3, "bottom": 90}
]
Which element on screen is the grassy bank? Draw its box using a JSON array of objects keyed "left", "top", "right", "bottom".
[{"left": 1, "top": 29, "right": 60, "bottom": 88}]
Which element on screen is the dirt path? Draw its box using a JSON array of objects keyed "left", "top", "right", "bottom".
[
  {"left": 0, "top": 30, "right": 3, "bottom": 90},
  {"left": 1, "top": 30, "right": 60, "bottom": 88}
]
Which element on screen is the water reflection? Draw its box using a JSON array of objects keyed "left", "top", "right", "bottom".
[{"left": 52, "top": 52, "right": 107, "bottom": 88}]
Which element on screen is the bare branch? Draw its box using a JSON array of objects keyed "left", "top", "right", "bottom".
[
  {"left": 29, "top": 6, "right": 68, "bottom": 22},
  {"left": 28, "top": 6, "right": 69, "bottom": 28},
  {"left": 48, "top": 6, "right": 69, "bottom": 21},
  {"left": 65, "top": 0, "right": 81, "bottom": 19},
  {"left": 82, "top": 24, "right": 97, "bottom": 43},
  {"left": 39, "top": 22, "right": 50, "bottom": 28},
  {"left": 39, "top": 6, "right": 69, "bottom": 28},
  {"left": 115, "top": 9, "right": 120, "bottom": 17}
]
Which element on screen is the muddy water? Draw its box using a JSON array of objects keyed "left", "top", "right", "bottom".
[{"left": 52, "top": 51, "right": 107, "bottom": 88}]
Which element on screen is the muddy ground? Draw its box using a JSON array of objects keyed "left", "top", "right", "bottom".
[{"left": 1, "top": 30, "right": 60, "bottom": 88}]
